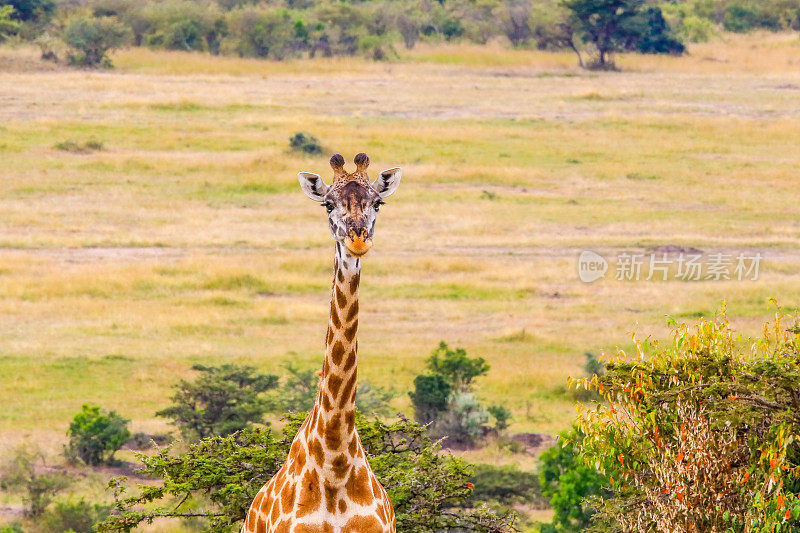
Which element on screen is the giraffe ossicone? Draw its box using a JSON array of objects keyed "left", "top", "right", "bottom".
[{"left": 242, "top": 153, "right": 402, "bottom": 533}]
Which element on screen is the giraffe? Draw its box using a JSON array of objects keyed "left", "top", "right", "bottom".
[{"left": 241, "top": 153, "right": 402, "bottom": 533}]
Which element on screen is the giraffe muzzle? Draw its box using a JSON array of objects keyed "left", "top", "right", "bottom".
[{"left": 345, "top": 228, "right": 372, "bottom": 257}]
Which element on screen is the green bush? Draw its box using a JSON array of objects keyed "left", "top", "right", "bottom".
[
  {"left": 65, "top": 404, "right": 131, "bottom": 466},
  {"left": 0, "top": 524, "right": 24, "bottom": 533},
  {"left": 312, "top": 2, "right": 366, "bottom": 56},
  {"left": 409, "top": 373, "right": 450, "bottom": 424},
  {"left": 435, "top": 391, "right": 489, "bottom": 446},
  {"left": 91, "top": 0, "right": 152, "bottom": 47},
  {"left": 227, "top": 6, "right": 294, "bottom": 59},
  {"left": 143, "top": 0, "right": 224, "bottom": 52},
  {"left": 40, "top": 499, "right": 112, "bottom": 533},
  {"left": 288, "top": 131, "right": 323, "bottom": 154},
  {"left": 156, "top": 364, "right": 279, "bottom": 440},
  {"left": 64, "top": 16, "right": 131, "bottom": 68},
  {"left": 487, "top": 404, "right": 512, "bottom": 432},
  {"left": 538, "top": 428, "right": 607, "bottom": 532},
  {"left": 97, "top": 412, "right": 516, "bottom": 532},
  {"left": 410, "top": 342, "right": 495, "bottom": 445},
  {"left": 660, "top": 3, "right": 716, "bottom": 43},
  {"left": 54, "top": 139, "right": 104, "bottom": 153},
  {"left": 0, "top": 443, "right": 71, "bottom": 518},
  {"left": 496, "top": 0, "right": 533, "bottom": 46},
  {"left": 723, "top": 2, "right": 782, "bottom": 32},
  {"left": 635, "top": 7, "right": 685, "bottom": 54},
  {"left": 427, "top": 341, "right": 489, "bottom": 392}
]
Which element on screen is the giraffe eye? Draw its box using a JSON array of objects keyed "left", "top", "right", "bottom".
[
  {"left": 374, "top": 200, "right": 385, "bottom": 212},
  {"left": 321, "top": 202, "right": 334, "bottom": 214}
]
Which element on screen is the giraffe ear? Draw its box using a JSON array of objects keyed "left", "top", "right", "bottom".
[
  {"left": 298, "top": 172, "right": 329, "bottom": 201},
  {"left": 372, "top": 167, "right": 402, "bottom": 199}
]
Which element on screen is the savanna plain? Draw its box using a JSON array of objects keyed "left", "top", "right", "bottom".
[{"left": 1, "top": 32, "right": 800, "bottom": 528}]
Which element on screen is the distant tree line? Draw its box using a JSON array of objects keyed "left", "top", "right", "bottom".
[
  {"left": 12, "top": 0, "right": 795, "bottom": 68},
  {"left": 4, "top": 0, "right": 800, "bottom": 67}
]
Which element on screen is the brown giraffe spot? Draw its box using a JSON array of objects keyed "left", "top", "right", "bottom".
[
  {"left": 343, "top": 515, "right": 383, "bottom": 533},
  {"left": 335, "top": 285, "right": 347, "bottom": 309},
  {"left": 345, "top": 466, "right": 373, "bottom": 506},
  {"left": 343, "top": 322, "right": 357, "bottom": 342},
  {"left": 322, "top": 392, "right": 333, "bottom": 411},
  {"left": 330, "top": 341, "right": 345, "bottom": 366},
  {"left": 270, "top": 499, "right": 280, "bottom": 522},
  {"left": 328, "top": 372, "right": 343, "bottom": 396},
  {"left": 246, "top": 509, "right": 256, "bottom": 530},
  {"left": 326, "top": 326, "right": 333, "bottom": 345},
  {"left": 339, "top": 376, "right": 356, "bottom": 408},
  {"left": 342, "top": 350, "right": 356, "bottom": 372},
  {"left": 280, "top": 477, "right": 296, "bottom": 513},
  {"left": 293, "top": 446, "right": 307, "bottom": 475},
  {"left": 338, "top": 498, "right": 347, "bottom": 513},
  {"left": 331, "top": 453, "right": 350, "bottom": 478},
  {"left": 308, "top": 438, "right": 324, "bottom": 466},
  {"left": 348, "top": 437, "right": 357, "bottom": 456},
  {"left": 259, "top": 493, "right": 269, "bottom": 513},
  {"left": 296, "top": 469, "right": 321, "bottom": 518},
  {"left": 349, "top": 272, "right": 360, "bottom": 294},
  {"left": 337, "top": 268, "right": 344, "bottom": 283},
  {"left": 345, "top": 300, "right": 359, "bottom": 322},
  {"left": 345, "top": 410, "right": 355, "bottom": 433},
  {"left": 324, "top": 481, "right": 337, "bottom": 514},
  {"left": 270, "top": 474, "right": 284, "bottom": 500},
  {"left": 324, "top": 413, "right": 342, "bottom": 449},
  {"left": 256, "top": 516, "right": 266, "bottom": 533},
  {"left": 371, "top": 475, "right": 381, "bottom": 497}
]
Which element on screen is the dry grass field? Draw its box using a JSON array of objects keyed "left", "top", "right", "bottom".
[{"left": 1, "top": 31, "right": 800, "bottom": 481}]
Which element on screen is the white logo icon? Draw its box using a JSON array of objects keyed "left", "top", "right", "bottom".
[{"left": 578, "top": 251, "right": 608, "bottom": 283}]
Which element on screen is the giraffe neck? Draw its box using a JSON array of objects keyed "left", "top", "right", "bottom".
[{"left": 316, "top": 242, "right": 360, "bottom": 433}]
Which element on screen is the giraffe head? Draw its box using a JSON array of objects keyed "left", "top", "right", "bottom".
[{"left": 298, "top": 153, "right": 402, "bottom": 258}]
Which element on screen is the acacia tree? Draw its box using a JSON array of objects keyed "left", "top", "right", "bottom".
[
  {"left": 561, "top": 0, "right": 645, "bottom": 68},
  {"left": 156, "top": 364, "right": 279, "bottom": 440},
  {"left": 574, "top": 307, "right": 800, "bottom": 531},
  {"left": 64, "top": 15, "right": 131, "bottom": 67},
  {"left": 96, "top": 413, "right": 516, "bottom": 532}
]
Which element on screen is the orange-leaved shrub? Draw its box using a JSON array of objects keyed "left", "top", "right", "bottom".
[{"left": 573, "top": 303, "right": 800, "bottom": 532}]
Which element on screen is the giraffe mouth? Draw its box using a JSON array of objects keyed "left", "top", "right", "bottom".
[{"left": 345, "top": 237, "right": 372, "bottom": 257}]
